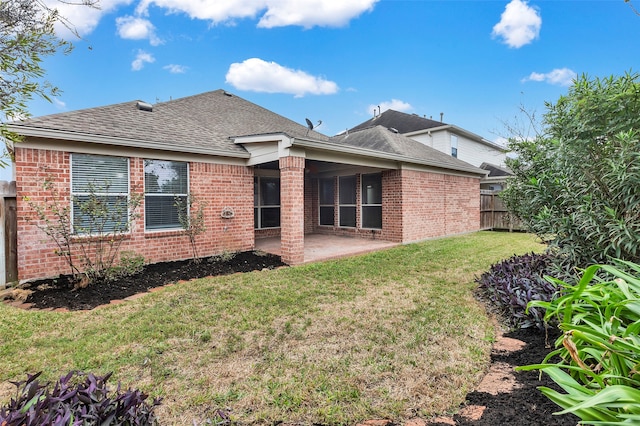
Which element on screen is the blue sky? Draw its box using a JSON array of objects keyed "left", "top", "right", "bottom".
[{"left": 4, "top": 0, "right": 639, "bottom": 180}]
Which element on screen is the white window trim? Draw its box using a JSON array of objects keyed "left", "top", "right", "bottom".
[
  {"left": 70, "top": 153, "right": 131, "bottom": 236},
  {"left": 144, "top": 159, "right": 190, "bottom": 232}
]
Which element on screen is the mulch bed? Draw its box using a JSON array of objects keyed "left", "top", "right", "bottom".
[
  {"left": 18, "top": 251, "right": 286, "bottom": 311},
  {"left": 450, "top": 327, "right": 579, "bottom": 426}
]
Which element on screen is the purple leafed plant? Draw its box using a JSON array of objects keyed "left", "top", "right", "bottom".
[
  {"left": 0, "top": 371, "right": 161, "bottom": 425},
  {"left": 476, "top": 252, "right": 559, "bottom": 329}
]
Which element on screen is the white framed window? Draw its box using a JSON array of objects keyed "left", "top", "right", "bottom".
[
  {"left": 254, "top": 176, "right": 280, "bottom": 229},
  {"left": 338, "top": 175, "right": 357, "bottom": 228},
  {"left": 144, "top": 159, "right": 189, "bottom": 230},
  {"left": 451, "top": 134, "right": 458, "bottom": 158},
  {"left": 318, "top": 177, "right": 335, "bottom": 226},
  {"left": 71, "top": 153, "right": 130, "bottom": 234},
  {"left": 361, "top": 173, "right": 382, "bottom": 229}
]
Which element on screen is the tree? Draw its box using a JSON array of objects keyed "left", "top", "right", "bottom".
[
  {"left": 0, "top": 0, "right": 96, "bottom": 165},
  {"left": 502, "top": 72, "right": 640, "bottom": 270},
  {"left": 626, "top": 0, "right": 640, "bottom": 16}
]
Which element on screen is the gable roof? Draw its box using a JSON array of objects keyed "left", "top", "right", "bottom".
[
  {"left": 328, "top": 126, "right": 486, "bottom": 175},
  {"left": 348, "top": 109, "right": 445, "bottom": 134},
  {"left": 9, "top": 90, "right": 328, "bottom": 157},
  {"left": 480, "top": 162, "right": 513, "bottom": 177},
  {"left": 348, "top": 109, "right": 507, "bottom": 153}
]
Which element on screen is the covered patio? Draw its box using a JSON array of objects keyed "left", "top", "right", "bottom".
[{"left": 255, "top": 234, "right": 398, "bottom": 264}]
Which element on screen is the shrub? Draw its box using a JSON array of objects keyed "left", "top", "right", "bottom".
[
  {"left": 503, "top": 72, "right": 640, "bottom": 270},
  {"left": 0, "top": 371, "right": 161, "bottom": 425},
  {"left": 519, "top": 260, "right": 640, "bottom": 424},
  {"left": 476, "top": 252, "right": 559, "bottom": 329},
  {"left": 25, "top": 177, "right": 143, "bottom": 284}
]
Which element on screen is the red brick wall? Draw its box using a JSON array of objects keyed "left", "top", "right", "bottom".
[
  {"left": 400, "top": 169, "right": 480, "bottom": 242},
  {"left": 15, "top": 147, "right": 254, "bottom": 281},
  {"left": 307, "top": 169, "right": 479, "bottom": 244},
  {"left": 279, "top": 156, "right": 305, "bottom": 264}
]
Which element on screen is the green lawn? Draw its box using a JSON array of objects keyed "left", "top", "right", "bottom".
[{"left": 0, "top": 231, "right": 543, "bottom": 425}]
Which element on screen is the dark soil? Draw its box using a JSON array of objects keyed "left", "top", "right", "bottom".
[
  {"left": 14, "top": 254, "right": 577, "bottom": 425},
  {"left": 450, "top": 327, "right": 580, "bottom": 426},
  {"left": 20, "top": 251, "right": 286, "bottom": 311}
]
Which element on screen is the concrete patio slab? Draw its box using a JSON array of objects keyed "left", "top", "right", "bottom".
[{"left": 255, "top": 234, "right": 398, "bottom": 264}]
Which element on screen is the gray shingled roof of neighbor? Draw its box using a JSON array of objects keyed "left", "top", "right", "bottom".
[
  {"left": 328, "top": 125, "right": 486, "bottom": 175},
  {"left": 9, "top": 89, "right": 329, "bottom": 157},
  {"left": 348, "top": 109, "right": 507, "bottom": 152},
  {"left": 480, "top": 162, "right": 513, "bottom": 177},
  {"left": 348, "top": 109, "right": 445, "bottom": 134}
]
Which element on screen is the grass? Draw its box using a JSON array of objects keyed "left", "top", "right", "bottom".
[{"left": 0, "top": 231, "right": 543, "bottom": 425}]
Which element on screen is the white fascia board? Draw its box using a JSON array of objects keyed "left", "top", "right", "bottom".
[
  {"left": 8, "top": 125, "right": 251, "bottom": 159},
  {"left": 291, "top": 138, "right": 486, "bottom": 178}
]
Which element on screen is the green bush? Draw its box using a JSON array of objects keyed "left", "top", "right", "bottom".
[
  {"left": 503, "top": 72, "right": 640, "bottom": 271},
  {"left": 519, "top": 260, "right": 640, "bottom": 424}
]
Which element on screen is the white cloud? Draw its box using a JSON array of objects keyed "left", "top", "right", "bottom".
[
  {"left": 135, "top": 0, "right": 377, "bottom": 28},
  {"left": 522, "top": 68, "right": 576, "bottom": 86},
  {"left": 225, "top": 58, "right": 338, "bottom": 97},
  {"left": 131, "top": 50, "right": 155, "bottom": 71},
  {"left": 492, "top": 0, "right": 541, "bottom": 48},
  {"left": 163, "top": 64, "right": 188, "bottom": 74},
  {"left": 257, "top": 0, "right": 378, "bottom": 28},
  {"left": 367, "top": 99, "right": 412, "bottom": 115},
  {"left": 53, "top": 98, "right": 67, "bottom": 109},
  {"left": 116, "top": 16, "right": 162, "bottom": 45},
  {"left": 45, "top": 0, "right": 132, "bottom": 38}
]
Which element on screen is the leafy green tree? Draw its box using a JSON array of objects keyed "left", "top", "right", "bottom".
[
  {"left": 0, "top": 0, "right": 95, "bottom": 165},
  {"left": 502, "top": 72, "right": 640, "bottom": 270}
]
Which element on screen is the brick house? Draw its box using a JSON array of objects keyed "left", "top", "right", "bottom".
[{"left": 8, "top": 90, "right": 486, "bottom": 282}]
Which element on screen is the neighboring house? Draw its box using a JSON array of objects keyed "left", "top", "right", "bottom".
[
  {"left": 348, "top": 109, "right": 508, "bottom": 168},
  {"left": 8, "top": 90, "right": 486, "bottom": 282},
  {"left": 479, "top": 162, "right": 513, "bottom": 192}
]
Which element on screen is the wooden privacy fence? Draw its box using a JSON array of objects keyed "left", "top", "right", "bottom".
[
  {"left": 480, "top": 190, "right": 524, "bottom": 231},
  {"left": 1, "top": 180, "right": 17, "bottom": 286}
]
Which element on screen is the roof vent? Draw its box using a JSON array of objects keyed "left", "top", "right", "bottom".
[
  {"left": 136, "top": 101, "right": 153, "bottom": 112},
  {"left": 389, "top": 127, "right": 399, "bottom": 134}
]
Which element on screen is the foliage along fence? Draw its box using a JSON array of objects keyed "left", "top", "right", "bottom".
[
  {"left": 0, "top": 180, "right": 17, "bottom": 286},
  {"left": 480, "top": 190, "right": 524, "bottom": 232}
]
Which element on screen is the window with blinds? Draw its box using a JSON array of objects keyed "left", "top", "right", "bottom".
[
  {"left": 144, "top": 159, "right": 188, "bottom": 230},
  {"left": 71, "top": 153, "right": 130, "bottom": 234}
]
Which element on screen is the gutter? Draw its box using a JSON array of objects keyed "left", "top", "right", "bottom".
[
  {"left": 7, "top": 125, "right": 251, "bottom": 159},
  {"left": 291, "top": 138, "right": 487, "bottom": 177}
]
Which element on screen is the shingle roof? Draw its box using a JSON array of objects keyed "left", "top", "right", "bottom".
[
  {"left": 330, "top": 126, "right": 486, "bottom": 175},
  {"left": 10, "top": 89, "right": 329, "bottom": 156},
  {"left": 348, "top": 109, "right": 445, "bottom": 134},
  {"left": 480, "top": 162, "right": 513, "bottom": 177}
]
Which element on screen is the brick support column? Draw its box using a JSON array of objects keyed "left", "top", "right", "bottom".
[{"left": 279, "top": 156, "right": 305, "bottom": 265}]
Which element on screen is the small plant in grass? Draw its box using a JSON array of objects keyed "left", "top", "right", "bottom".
[
  {"left": 0, "top": 371, "right": 161, "bottom": 425},
  {"left": 25, "top": 176, "right": 142, "bottom": 285},
  {"left": 176, "top": 194, "right": 207, "bottom": 263},
  {"left": 475, "top": 252, "right": 558, "bottom": 329},
  {"left": 519, "top": 260, "right": 640, "bottom": 424}
]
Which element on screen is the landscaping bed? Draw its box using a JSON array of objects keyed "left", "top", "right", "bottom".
[{"left": 17, "top": 251, "right": 285, "bottom": 311}]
